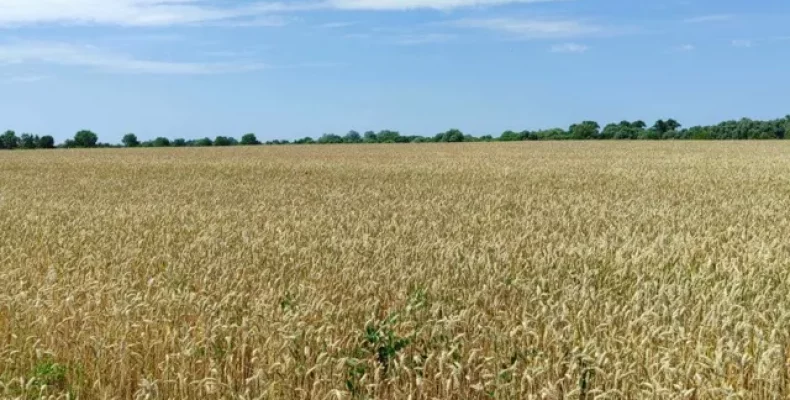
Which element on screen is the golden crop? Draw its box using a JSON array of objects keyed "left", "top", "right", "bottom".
[{"left": 2, "top": 142, "right": 790, "bottom": 399}]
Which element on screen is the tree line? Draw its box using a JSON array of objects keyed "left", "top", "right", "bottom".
[{"left": 2, "top": 115, "right": 789, "bottom": 150}]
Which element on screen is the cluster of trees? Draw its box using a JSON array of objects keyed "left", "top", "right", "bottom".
[
  {"left": 121, "top": 133, "right": 261, "bottom": 147},
  {"left": 277, "top": 117, "right": 789, "bottom": 144},
  {"left": 0, "top": 131, "right": 56, "bottom": 149},
  {"left": 2, "top": 116, "right": 789, "bottom": 150}
]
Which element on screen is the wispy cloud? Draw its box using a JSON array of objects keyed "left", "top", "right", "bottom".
[
  {"left": 393, "top": 33, "right": 455, "bottom": 45},
  {"left": 451, "top": 18, "right": 603, "bottom": 39},
  {"left": 100, "top": 34, "right": 185, "bottom": 43},
  {"left": 1, "top": 74, "right": 50, "bottom": 84},
  {"left": 205, "top": 16, "right": 294, "bottom": 27},
  {"left": 550, "top": 42, "right": 588, "bottom": 53},
  {"left": 319, "top": 21, "right": 358, "bottom": 29},
  {"left": 683, "top": 14, "right": 733, "bottom": 23},
  {"left": 326, "top": 0, "right": 556, "bottom": 10},
  {"left": 0, "top": 41, "right": 267, "bottom": 74},
  {"left": 0, "top": 0, "right": 562, "bottom": 27},
  {"left": 0, "top": 0, "right": 312, "bottom": 27},
  {"left": 675, "top": 44, "right": 695, "bottom": 52},
  {"left": 731, "top": 39, "right": 752, "bottom": 48}
]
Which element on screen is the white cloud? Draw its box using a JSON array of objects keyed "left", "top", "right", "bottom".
[
  {"left": 731, "top": 39, "right": 752, "bottom": 48},
  {"left": 0, "top": 0, "right": 561, "bottom": 26},
  {"left": 683, "top": 14, "right": 733, "bottom": 23},
  {"left": 0, "top": 0, "right": 309, "bottom": 27},
  {"left": 206, "top": 16, "right": 294, "bottom": 27},
  {"left": 676, "top": 44, "right": 695, "bottom": 52},
  {"left": 550, "top": 42, "right": 588, "bottom": 53},
  {"left": 452, "top": 18, "right": 602, "bottom": 39},
  {"left": 1, "top": 74, "right": 50, "bottom": 83},
  {"left": 0, "top": 41, "right": 267, "bottom": 74},
  {"left": 326, "top": 0, "right": 552, "bottom": 10},
  {"left": 318, "top": 21, "right": 358, "bottom": 29}
]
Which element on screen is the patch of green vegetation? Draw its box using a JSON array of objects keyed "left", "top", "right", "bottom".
[{"left": 32, "top": 359, "right": 68, "bottom": 391}]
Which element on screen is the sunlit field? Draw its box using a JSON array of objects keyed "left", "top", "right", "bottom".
[{"left": 2, "top": 142, "right": 790, "bottom": 399}]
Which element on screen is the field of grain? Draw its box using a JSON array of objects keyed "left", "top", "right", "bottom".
[{"left": 2, "top": 142, "right": 790, "bottom": 399}]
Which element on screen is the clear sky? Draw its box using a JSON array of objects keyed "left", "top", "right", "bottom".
[{"left": 0, "top": 0, "right": 788, "bottom": 143}]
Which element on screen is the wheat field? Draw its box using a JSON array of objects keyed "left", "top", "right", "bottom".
[{"left": 2, "top": 142, "right": 790, "bottom": 399}]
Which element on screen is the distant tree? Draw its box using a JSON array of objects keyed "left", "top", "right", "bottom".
[
  {"left": 638, "top": 128, "right": 660, "bottom": 140},
  {"left": 569, "top": 121, "right": 600, "bottom": 139},
  {"left": 614, "top": 121, "right": 644, "bottom": 139},
  {"left": 122, "top": 133, "right": 140, "bottom": 147},
  {"left": 774, "top": 126, "right": 786, "bottom": 140},
  {"left": 652, "top": 120, "right": 668, "bottom": 135},
  {"left": 499, "top": 130, "right": 521, "bottom": 142},
  {"left": 687, "top": 126, "right": 712, "bottom": 140},
  {"left": 665, "top": 119, "right": 682, "bottom": 132},
  {"left": 377, "top": 130, "right": 401, "bottom": 143},
  {"left": 294, "top": 136, "right": 315, "bottom": 144},
  {"left": 649, "top": 119, "right": 681, "bottom": 138},
  {"left": 601, "top": 123, "right": 619, "bottom": 140},
  {"left": 0, "top": 130, "right": 19, "bottom": 149},
  {"left": 152, "top": 137, "right": 171, "bottom": 147},
  {"left": 73, "top": 130, "right": 98, "bottom": 148},
  {"left": 194, "top": 137, "right": 213, "bottom": 146},
  {"left": 519, "top": 131, "right": 537, "bottom": 141},
  {"left": 240, "top": 133, "right": 260, "bottom": 145},
  {"left": 344, "top": 130, "right": 362, "bottom": 143},
  {"left": 480, "top": 135, "right": 493, "bottom": 142},
  {"left": 318, "top": 133, "right": 344, "bottom": 144},
  {"left": 172, "top": 138, "right": 187, "bottom": 147},
  {"left": 37, "top": 135, "right": 55, "bottom": 149},
  {"left": 363, "top": 131, "right": 378, "bottom": 143},
  {"left": 394, "top": 134, "right": 411, "bottom": 143},
  {"left": 213, "top": 136, "right": 233, "bottom": 146},
  {"left": 440, "top": 129, "right": 465, "bottom": 143},
  {"left": 536, "top": 128, "right": 570, "bottom": 140},
  {"left": 19, "top": 133, "right": 37, "bottom": 149}
]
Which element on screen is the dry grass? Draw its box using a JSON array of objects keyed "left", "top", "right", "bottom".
[{"left": 2, "top": 142, "right": 790, "bottom": 399}]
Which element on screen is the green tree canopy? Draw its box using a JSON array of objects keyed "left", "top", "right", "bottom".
[
  {"left": 152, "top": 137, "right": 171, "bottom": 147},
  {"left": 240, "top": 133, "right": 260, "bottom": 145},
  {"left": 73, "top": 130, "right": 99, "bottom": 148},
  {"left": 194, "top": 137, "right": 213, "bottom": 146},
  {"left": 122, "top": 133, "right": 140, "bottom": 147},
  {"left": 569, "top": 121, "right": 600, "bottom": 140},
  {"left": 37, "top": 135, "right": 55, "bottom": 149},
  {"left": 440, "top": 129, "right": 465, "bottom": 143},
  {"left": 214, "top": 136, "right": 234, "bottom": 146},
  {"left": 19, "top": 133, "right": 37, "bottom": 149},
  {"left": 344, "top": 130, "right": 362, "bottom": 143},
  {"left": 0, "top": 130, "right": 19, "bottom": 149},
  {"left": 499, "top": 130, "right": 521, "bottom": 142}
]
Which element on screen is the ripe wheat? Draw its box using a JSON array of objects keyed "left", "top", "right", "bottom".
[{"left": 1, "top": 142, "right": 790, "bottom": 399}]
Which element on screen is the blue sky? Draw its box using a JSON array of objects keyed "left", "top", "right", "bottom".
[{"left": 0, "top": 0, "right": 788, "bottom": 143}]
